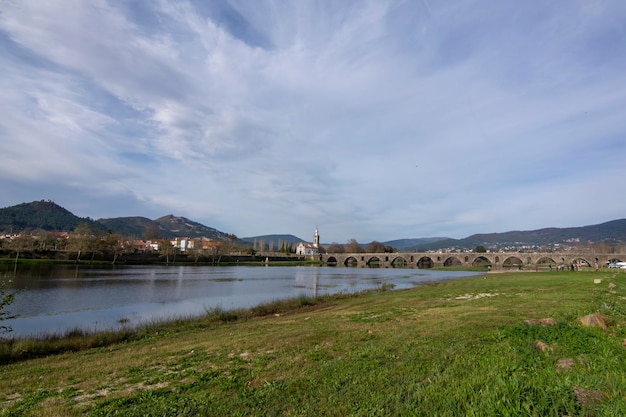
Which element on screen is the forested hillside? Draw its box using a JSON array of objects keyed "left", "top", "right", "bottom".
[
  {"left": 0, "top": 201, "right": 232, "bottom": 241},
  {"left": 0, "top": 200, "right": 103, "bottom": 233}
]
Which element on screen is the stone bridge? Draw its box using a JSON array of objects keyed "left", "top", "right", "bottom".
[{"left": 320, "top": 251, "right": 625, "bottom": 269}]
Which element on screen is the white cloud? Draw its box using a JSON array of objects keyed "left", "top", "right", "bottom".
[{"left": 1, "top": 0, "right": 625, "bottom": 242}]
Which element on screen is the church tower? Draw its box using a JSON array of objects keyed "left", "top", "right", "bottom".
[{"left": 313, "top": 228, "right": 320, "bottom": 248}]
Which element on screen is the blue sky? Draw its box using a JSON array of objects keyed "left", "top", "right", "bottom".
[{"left": 1, "top": 0, "right": 625, "bottom": 243}]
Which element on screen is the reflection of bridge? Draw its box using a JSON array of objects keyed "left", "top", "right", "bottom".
[{"left": 320, "top": 252, "right": 625, "bottom": 269}]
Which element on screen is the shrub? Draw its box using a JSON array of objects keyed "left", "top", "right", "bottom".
[{"left": 0, "top": 285, "right": 16, "bottom": 335}]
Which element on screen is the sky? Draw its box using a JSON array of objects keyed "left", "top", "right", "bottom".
[{"left": 1, "top": 0, "right": 626, "bottom": 243}]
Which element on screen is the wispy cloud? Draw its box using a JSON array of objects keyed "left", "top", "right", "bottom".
[{"left": 1, "top": 0, "right": 625, "bottom": 242}]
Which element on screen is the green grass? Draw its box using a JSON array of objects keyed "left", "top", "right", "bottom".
[
  {"left": 1, "top": 270, "right": 626, "bottom": 416},
  {"left": 0, "top": 292, "right": 349, "bottom": 365}
]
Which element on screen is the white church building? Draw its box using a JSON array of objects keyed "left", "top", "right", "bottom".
[{"left": 295, "top": 228, "right": 320, "bottom": 256}]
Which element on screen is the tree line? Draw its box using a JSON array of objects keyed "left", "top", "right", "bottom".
[
  {"left": 1, "top": 223, "right": 404, "bottom": 264},
  {"left": 324, "top": 239, "right": 396, "bottom": 254}
]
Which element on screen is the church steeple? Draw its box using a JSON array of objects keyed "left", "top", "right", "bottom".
[{"left": 313, "top": 227, "right": 319, "bottom": 248}]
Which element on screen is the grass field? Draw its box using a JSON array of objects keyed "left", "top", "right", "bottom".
[{"left": 1, "top": 269, "right": 625, "bottom": 416}]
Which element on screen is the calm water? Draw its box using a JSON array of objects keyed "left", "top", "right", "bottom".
[{"left": 0, "top": 264, "right": 478, "bottom": 337}]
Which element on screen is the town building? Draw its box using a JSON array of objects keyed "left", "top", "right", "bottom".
[{"left": 296, "top": 228, "right": 320, "bottom": 256}]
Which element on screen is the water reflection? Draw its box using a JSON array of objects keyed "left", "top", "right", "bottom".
[{"left": 0, "top": 264, "right": 478, "bottom": 337}]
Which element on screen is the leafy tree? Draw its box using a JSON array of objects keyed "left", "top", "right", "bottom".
[{"left": 473, "top": 245, "right": 487, "bottom": 253}]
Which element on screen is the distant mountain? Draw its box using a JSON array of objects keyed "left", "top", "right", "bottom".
[
  {"left": 97, "top": 216, "right": 163, "bottom": 238},
  {"left": 241, "top": 234, "right": 304, "bottom": 244},
  {"left": 0, "top": 201, "right": 233, "bottom": 241},
  {"left": 241, "top": 234, "right": 304, "bottom": 250},
  {"left": 153, "top": 215, "right": 232, "bottom": 240},
  {"left": 408, "top": 219, "right": 626, "bottom": 251},
  {"left": 382, "top": 237, "right": 450, "bottom": 251},
  {"left": 2, "top": 201, "right": 625, "bottom": 250},
  {"left": 98, "top": 215, "right": 233, "bottom": 240},
  {"left": 239, "top": 236, "right": 453, "bottom": 251},
  {"left": 0, "top": 200, "right": 104, "bottom": 233}
]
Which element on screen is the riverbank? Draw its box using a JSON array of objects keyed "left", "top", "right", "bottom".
[
  {"left": 1, "top": 270, "right": 625, "bottom": 415},
  {"left": 0, "top": 256, "right": 324, "bottom": 267}
]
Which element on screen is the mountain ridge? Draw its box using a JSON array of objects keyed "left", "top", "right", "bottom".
[
  {"left": 407, "top": 219, "right": 626, "bottom": 251},
  {"left": 0, "top": 201, "right": 624, "bottom": 250},
  {"left": 0, "top": 201, "right": 231, "bottom": 241},
  {"left": 240, "top": 234, "right": 304, "bottom": 245}
]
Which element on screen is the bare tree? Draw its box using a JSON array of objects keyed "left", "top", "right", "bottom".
[
  {"left": 208, "top": 242, "right": 222, "bottom": 264},
  {"left": 365, "top": 241, "right": 387, "bottom": 253},
  {"left": 69, "top": 223, "right": 98, "bottom": 262},
  {"left": 8, "top": 234, "right": 34, "bottom": 268},
  {"left": 187, "top": 238, "right": 205, "bottom": 263},
  {"left": 326, "top": 242, "right": 345, "bottom": 253},
  {"left": 159, "top": 239, "right": 176, "bottom": 265},
  {"left": 345, "top": 238, "right": 364, "bottom": 253},
  {"left": 222, "top": 234, "right": 238, "bottom": 256},
  {"left": 592, "top": 240, "right": 618, "bottom": 254},
  {"left": 103, "top": 232, "right": 127, "bottom": 264},
  {"left": 38, "top": 231, "right": 67, "bottom": 251}
]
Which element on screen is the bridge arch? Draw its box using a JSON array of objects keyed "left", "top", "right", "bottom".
[
  {"left": 571, "top": 257, "right": 592, "bottom": 267},
  {"left": 536, "top": 256, "right": 557, "bottom": 266},
  {"left": 325, "top": 256, "right": 338, "bottom": 266},
  {"left": 503, "top": 256, "right": 523, "bottom": 269},
  {"left": 366, "top": 256, "right": 382, "bottom": 267},
  {"left": 417, "top": 256, "right": 434, "bottom": 269},
  {"left": 390, "top": 256, "right": 408, "bottom": 268},
  {"left": 472, "top": 255, "right": 492, "bottom": 268},
  {"left": 344, "top": 256, "right": 359, "bottom": 267},
  {"left": 319, "top": 251, "right": 623, "bottom": 270},
  {"left": 443, "top": 255, "right": 462, "bottom": 267}
]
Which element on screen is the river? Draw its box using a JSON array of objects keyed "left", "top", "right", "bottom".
[{"left": 0, "top": 264, "right": 478, "bottom": 337}]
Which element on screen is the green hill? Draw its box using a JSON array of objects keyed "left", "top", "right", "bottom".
[
  {"left": 97, "top": 216, "right": 164, "bottom": 239},
  {"left": 410, "top": 219, "right": 626, "bottom": 251},
  {"left": 0, "top": 200, "right": 103, "bottom": 233},
  {"left": 98, "top": 215, "right": 233, "bottom": 240},
  {"left": 0, "top": 201, "right": 233, "bottom": 241},
  {"left": 153, "top": 215, "right": 232, "bottom": 240}
]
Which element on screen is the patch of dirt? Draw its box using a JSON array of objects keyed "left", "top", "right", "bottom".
[{"left": 454, "top": 292, "right": 502, "bottom": 300}]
